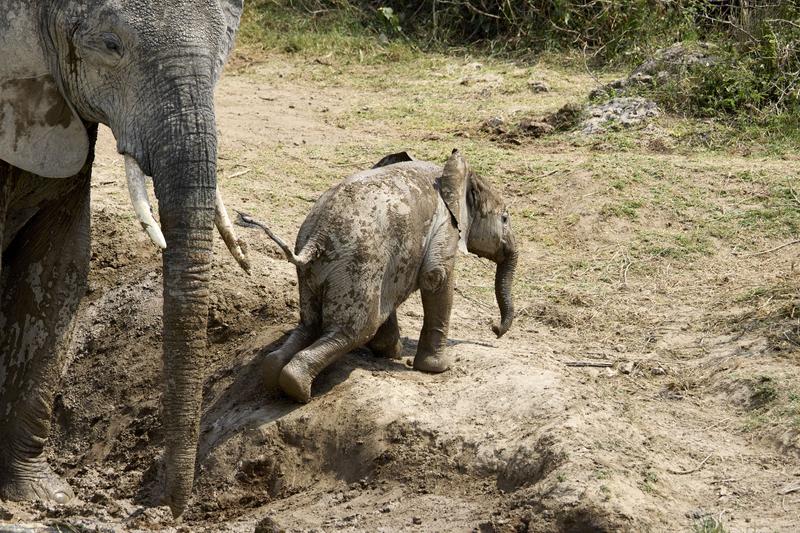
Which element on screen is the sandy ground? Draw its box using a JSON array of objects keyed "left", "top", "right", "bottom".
[{"left": 1, "top": 50, "right": 799, "bottom": 532}]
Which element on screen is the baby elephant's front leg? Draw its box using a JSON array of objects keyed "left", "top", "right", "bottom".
[{"left": 414, "top": 265, "right": 453, "bottom": 373}]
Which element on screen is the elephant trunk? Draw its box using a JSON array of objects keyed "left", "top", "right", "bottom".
[
  {"left": 492, "top": 237, "right": 517, "bottom": 338},
  {"left": 149, "top": 106, "right": 217, "bottom": 518}
]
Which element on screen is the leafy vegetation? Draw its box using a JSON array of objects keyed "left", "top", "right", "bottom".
[{"left": 239, "top": 1, "right": 800, "bottom": 134}]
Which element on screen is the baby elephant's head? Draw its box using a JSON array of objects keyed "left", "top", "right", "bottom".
[{"left": 441, "top": 150, "right": 517, "bottom": 338}]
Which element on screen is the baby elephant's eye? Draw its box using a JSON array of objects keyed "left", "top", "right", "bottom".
[{"left": 501, "top": 213, "right": 509, "bottom": 224}]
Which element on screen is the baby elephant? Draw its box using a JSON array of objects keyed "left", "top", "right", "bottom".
[{"left": 238, "top": 149, "right": 517, "bottom": 403}]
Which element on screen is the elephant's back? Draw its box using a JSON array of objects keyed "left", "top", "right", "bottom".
[
  {"left": 296, "top": 161, "right": 442, "bottom": 250},
  {"left": 295, "top": 161, "right": 442, "bottom": 296}
]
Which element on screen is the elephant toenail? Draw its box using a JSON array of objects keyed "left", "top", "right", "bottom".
[{"left": 54, "top": 491, "right": 70, "bottom": 505}]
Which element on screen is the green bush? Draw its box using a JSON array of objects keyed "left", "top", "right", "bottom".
[
  {"left": 690, "top": 2, "right": 800, "bottom": 115},
  {"left": 242, "top": 1, "right": 800, "bottom": 120},
  {"left": 250, "top": 0, "right": 687, "bottom": 61}
]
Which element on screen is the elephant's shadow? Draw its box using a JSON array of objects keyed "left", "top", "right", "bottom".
[
  {"left": 134, "top": 329, "right": 422, "bottom": 506},
  {"left": 194, "top": 332, "right": 492, "bottom": 460}
]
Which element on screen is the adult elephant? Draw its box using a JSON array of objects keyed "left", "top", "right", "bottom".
[{"left": 0, "top": 0, "right": 251, "bottom": 518}]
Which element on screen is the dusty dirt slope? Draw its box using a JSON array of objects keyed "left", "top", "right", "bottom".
[{"left": 1, "top": 49, "right": 799, "bottom": 533}]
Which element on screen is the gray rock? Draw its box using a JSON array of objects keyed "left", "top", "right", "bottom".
[
  {"left": 581, "top": 98, "right": 660, "bottom": 134},
  {"left": 480, "top": 116, "right": 508, "bottom": 134},
  {"left": 591, "top": 42, "right": 718, "bottom": 98},
  {"left": 527, "top": 80, "right": 550, "bottom": 93}
]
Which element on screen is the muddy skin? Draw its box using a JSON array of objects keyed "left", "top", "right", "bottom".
[
  {"left": 245, "top": 150, "right": 517, "bottom": 403},
  {"left": 0, "top": 124, "right": 97, "bottom": 506},
  {"left": 0, "top": 0, "right": 246, "bottom": 518}
]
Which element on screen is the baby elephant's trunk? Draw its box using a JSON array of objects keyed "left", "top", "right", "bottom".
[{"left": 492, "top": 236, "right": 517, "bottom": 338}]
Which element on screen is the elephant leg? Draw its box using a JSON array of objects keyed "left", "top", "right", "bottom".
[
  {"left": 0, "top": 173, "right": 92, "bottom": 505},
  {"left": 262, "top": 277, "right": 321, "bottom": 390},
  {"left": 279, "top": 330, "right": 359, "bottom": 403},
  {"left": 261, "top": 325, "right": 316, "bottom": 392},
  {"left": 413, "top": 265, "right": 454, "bottom": 373},
  {"left": 367, "top": 311, "right": 402, "bottom": 359}
]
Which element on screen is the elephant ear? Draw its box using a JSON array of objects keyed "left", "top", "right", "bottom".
[
  {"left": 372, "top": 151, "right": 415, "bottom": 169},
  {"left": 438, "top": 149, "right": 470, "bottom": 253},
  {"left": 0, "top": 14, "right": 89, "bottom": 178},
  {"left": 216, "top": 0, "right": 245, "bottom": 79}
]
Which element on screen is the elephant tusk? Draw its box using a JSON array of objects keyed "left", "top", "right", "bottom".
[
  {"left": 215, "top": 188, "right": 251, "bottom": 274},
  {"left": 124, "top": 155, "right": 167, "bottom": 250}
]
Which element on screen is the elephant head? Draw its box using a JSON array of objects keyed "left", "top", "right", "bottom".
[
  {"left": 0, "top": 0, "right": 245, "bottom": 517},
  {"left": 440, "top": 150, "right": 517, "bottom": 338}
]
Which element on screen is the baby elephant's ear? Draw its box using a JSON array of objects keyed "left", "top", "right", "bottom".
[
  {"left": 372, "top": 151, "right": 415, "bottom": 169},
  {"left": 1, "top": 75, "right": 89, "bottom": 178},
  {"left": 439, "top": 149, "right": 470, "bottom": 252}
]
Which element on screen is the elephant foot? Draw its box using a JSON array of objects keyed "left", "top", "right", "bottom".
[
  {"left": 384, "top": 339, "right": 404, "bottom": 359},
  {"left": 0, "top": 459, "right": 74, "bottom": 506},
  {"left": 369, "top": 338, "right": 403, "bottom": 359},
  {"left": 413, "top": 351, "right": 451, "bottom": 373},
  {"left": 278, "top": 360, "right": 313, "bottom": 403},
  {"left": 261, "top": 351, "right": 293, "bottom": 391}
]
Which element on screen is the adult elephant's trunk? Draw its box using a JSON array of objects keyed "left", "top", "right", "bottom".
[
  {"left": 492, "top": 236, "right": 517, "bottom": 338},
  {"left": 148, "top": 106, "right": 217, "bottom": 518}
]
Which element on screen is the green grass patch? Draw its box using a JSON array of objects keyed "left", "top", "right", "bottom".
[
  {"left": 238, "top": 2, "right": 419, "bottom": 65},
  {"left": 634, "top": 230, "right": 713, "bottom": 260},
  {"left": 600, "top": 199, "right": 643, "bottom": 220},
  {"left": 693, "top": 516, "right": 727, "bottom": 533}
]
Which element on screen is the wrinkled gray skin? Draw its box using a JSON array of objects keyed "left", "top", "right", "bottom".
[
  {"left": 243, "top": 150, "right": 517, "bottom": 404},
  {"left": 0, "top": 0, "right": 244, "bottom": 517}
]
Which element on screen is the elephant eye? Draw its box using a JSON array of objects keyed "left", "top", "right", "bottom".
[
  {"left": 101, "top": 33, "right": 124, "bottom": 56},
  {"left": 501, "top": 213, "right": 509, "bottom": 224}
]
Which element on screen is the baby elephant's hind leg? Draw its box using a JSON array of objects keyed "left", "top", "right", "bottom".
[
  {"left": 263, "top": 278, "right": 320, "bottom": 391},
  {"left": 261, "top": 325, "right": 316, "bottom": 391},
  {"left": 279, "top": 330, "right": 358, "bottom": 403},
  {"left": 367, "top": 311, "right": 402, "bottom": 359}
]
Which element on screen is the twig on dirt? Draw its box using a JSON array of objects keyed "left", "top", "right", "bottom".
[
  {"left": 227, "top": 168, "right": 251, "bottom": 179},
  {"left": 623, "top": 374, "right": 646, "bottom": 390},
  {"left": 533, "top": 168, "right": 559, "bottom": 180},
  {"left": 667, "top": 453, "right": 713, "bottom": 475},
  {"left": 733, "top": 239, "right": 800, "bottom": 258},
  {"left": 789, "top": 186, "right": 800, "bottom": 209},
  {"left": 565, "top": 360, "right": 614, "bottom": 368},
  {"left": 620, "top": 251, "right": 633, "bottom": 288},
  {"left": 331, "top": 160, "right": 370, "bottom": 168},
  {"left": 783, "top": 331, "right": 800, "bottom": 347},
  {"left": 705, "top": 417, "right": 732, "bottom": 431},
  {"left": 779, "top": 481, "right": 800, "bottom": 495},
  {"left": 454, "top": 286, "right": 493, "bottom": 310},
  {"left": 710, "top": 478, "right": 739, "bottom": 484}
]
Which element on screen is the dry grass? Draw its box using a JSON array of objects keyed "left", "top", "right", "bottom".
[{"left": 217, "top": 12, "right": 800, "bottom": 502}]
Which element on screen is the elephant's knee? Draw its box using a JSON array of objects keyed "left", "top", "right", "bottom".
[
  {"left": 420, "top": 265, "right": 448, "bottom": 293},
  {"left": 261, "top": 350, "right": 293, "bottom": 391}
]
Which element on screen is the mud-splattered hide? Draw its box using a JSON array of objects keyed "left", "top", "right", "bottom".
[
  {"left": 239, "top": 150, "right": 518, "bottom": 404},
  {"left": 0, "top": 0, "right": 246, "bottom": 519}
]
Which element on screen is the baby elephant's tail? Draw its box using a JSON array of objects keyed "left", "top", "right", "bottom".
[{"left": 235, "top": 211, "right": 314, "bottom": 267}]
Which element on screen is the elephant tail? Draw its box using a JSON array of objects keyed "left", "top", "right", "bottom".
[{"left": 235, "top": 211, "right": 314, "bottom": 267}]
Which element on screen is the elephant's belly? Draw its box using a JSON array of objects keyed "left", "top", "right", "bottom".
[{"left": 378, "top": 258, "right": 422, "bottom": 317}]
